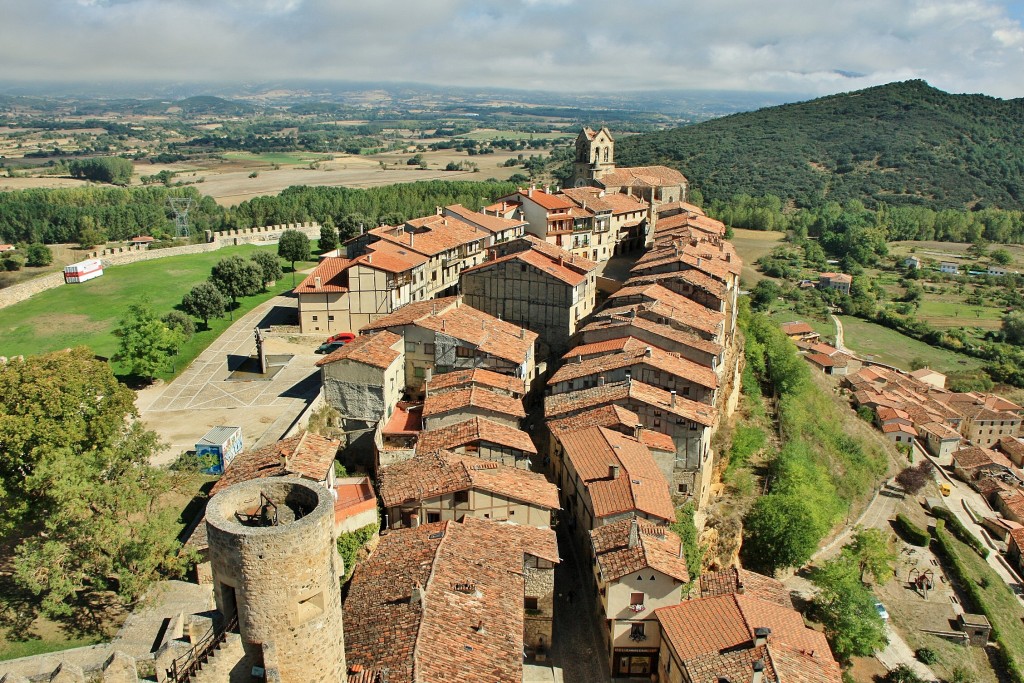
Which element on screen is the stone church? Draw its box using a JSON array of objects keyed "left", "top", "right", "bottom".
[{"left": 571, "top": 126, "right": 689, "bottom": 207}]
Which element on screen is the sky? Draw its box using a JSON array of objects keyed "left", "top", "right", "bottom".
[{"left": 1, "top": 0, "right": 1023, "bottom": 99}]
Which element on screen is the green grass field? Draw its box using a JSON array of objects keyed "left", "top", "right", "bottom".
[
  {"left": 221, "top": 151, "right": 333, "bottom": 166},
  {"left": 0, "top": 244, "right": 319, "bottom": 381},
  {"left": 454, "top": 130, "right": 573, "bottom": 141},
  {"left": 838, "top": 315, "right": 983, "bottom": 373},
  {"left": 729, "top": 228, "right": 786, "bottom": 285}
]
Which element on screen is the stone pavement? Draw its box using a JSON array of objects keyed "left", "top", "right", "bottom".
[
  {"left": 551, "top": 526, "right": 611, "bottom": 683},
  {"left": 136, "top": 294, "right": 324, "bottom": 465}
]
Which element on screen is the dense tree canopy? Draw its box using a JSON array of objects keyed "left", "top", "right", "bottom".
[
  {"left": 113, "top": 301, "right": 183, "bottom": 380},
  {"left": 68, "top": 156, "right": 134, "bottom": 186}
]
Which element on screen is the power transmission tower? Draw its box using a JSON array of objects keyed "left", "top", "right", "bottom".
[{"left": 168, "top": 196, "right": 194, "bottom": 238}]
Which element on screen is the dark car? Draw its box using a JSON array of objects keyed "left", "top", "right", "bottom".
[{"left": 315, "top": 340, "right": 347, "bottom": 354}]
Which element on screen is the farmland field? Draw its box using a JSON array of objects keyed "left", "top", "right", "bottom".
[
  {"left": 729, "top": 228, "right": 786, "bottom": 285},
  {"left": 837, "top": 315, "right": 983, "bottom": 373}
]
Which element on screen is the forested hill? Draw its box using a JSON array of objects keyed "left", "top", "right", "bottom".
[{"left": 614, "top": 80, "right": 1024, "bottom": 211}]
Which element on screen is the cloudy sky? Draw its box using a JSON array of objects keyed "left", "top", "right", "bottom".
[{"left": 2, "top": 0, "right": 1023, "bottom": 98}]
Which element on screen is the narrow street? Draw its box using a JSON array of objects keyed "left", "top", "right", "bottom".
[{"left": 551, "top": 525, "right": 612, "bottom": 683}]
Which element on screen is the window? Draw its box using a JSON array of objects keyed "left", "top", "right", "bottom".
[
  {"left": 630, "top": 623, "right": 645, "bottom": 639},
  {"left": 328, "top": 315, "right": 334, "bottom": 321},
  {"left": 456, "top": 346, "right": 475, "bottom": 358},
  {"left": 427, "top": 512, "right": 441, "bottom": 524},
  {"left": 678, "top": 483, "right": 688, "bottom": 494},
  {"left": 405, "top": 342, "right": 417, "bottom": 352},
  {"left": 453, "top": 490, "right": 469, "bottom": 505},
  {"left": 524, "top": 596, "right": 539, "bottom": 610},
  {"left": 424, "top": 343, "right": 435, "bottom": 354},
  {"left": 414, "top": 366, "right": 425, "bottom": 378},
  {"left": 630, "top": 592, "right": 644, "bottom": 607},
  {"left": 312, "top": 315, "right": 318, "bottom": 321}
]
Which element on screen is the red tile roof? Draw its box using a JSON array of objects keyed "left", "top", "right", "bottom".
[
  {"left": 579, "top": 317, "right": 724, "bottom": 357},
  {"left": 415, "top": 416, "right": 537, "bottom": 455},
  {"left": 442, "top": 204, "right": 526, "bottom": 235},
  {"left": 426, "top": 368, "right": 527, "bottom": 397},
  {"left": 344, "top": 518, "right": 558, "bottom": 683},
  {"left": 379, "top": 450, "right": 557, "bottom": 510},
  {"left": 461, "top": 243, "right": 592, "bottom": 286},
  {"left": 516, "top": 188, "right": 575, "bottom": 211},
  {"left": 315, "top": 330, "right": 403, "bottom": 369},
  {"left": 550, "top": 342, "right": 718, "bottom": 391},
  {"left": 423, "top": 386, "right": 526, "bottom": 420},
  {"left": 590, "top": 517, "right": 689, "bottom": 582},
  {"left": 698, "top": 568, "right": 793, "bottom": 608},
  {"left": 369, "top": 214, "right": 488, "bottom": 257},
  {"left": 557, "top": 426, "right": 674, "bottom": 522},
  {"left": 545, "top": 378, "right": 718, "bottom": 428},
  {"left": 295, "top": 256, "right": 352, "bottom": 294},
  {"left": 599, "top": 165, "right": 688, "bottom": 189},
  {"left": 604, "top": 284, "right": 725, "bottom": 336},
  {"left": 953, "top": 446, "right": 1013, "bottom": 470},
  {"left": 211, "top": 432, "right": 339, "bottom": 495}
]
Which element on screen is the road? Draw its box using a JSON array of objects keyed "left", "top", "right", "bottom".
[{"left": 830, "top": 313, "right": 847, "bottom": 352}]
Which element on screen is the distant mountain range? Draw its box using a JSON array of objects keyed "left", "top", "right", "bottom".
[{"left": 615, "top": 80, "right": 1024, "bottom": 211}]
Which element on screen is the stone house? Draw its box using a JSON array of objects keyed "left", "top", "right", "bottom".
[
  {"left": 590, "top": 517, "right": 690, "bottom": 678},
  {"left": 1007, "top": 527, "right": 1024, "bottom": 575},
  {"left": 545, "top": 378, "right": 718, "bottom": 506},
  {"left": 414, "top": 416, "right": 537, "bottom": 469},
  {"left": 421, "top": 385, "right": 526, "bottom": 430},
  {"left": 605, "top": 282, "right": 726, "bottom": 344},
  {"left": 424, "top": 367, "right": 527, "bottom": 399},
  {"left": 655, "top": 588, "right": 841, "bottom": 683},
  {"left": 577, "top": 315, "right": 724, "bottom": 371},
  {"left": 995, "top": 437, "right": 1024, "bottom": 467},
  {"left": 377, "top": 450, "right": 558, "bottom": 530},
  {"left": 817, "top": 272, "right": 852, "bottom": 294},
  {"left": 343, "top": 516, "right": 559, "bottom": 678},
  {"left": 551, "top": 425, "right": 675, "bottom": 543},
  {"left": 559, "top": 186, "right": 651, "bottom": 261},
  {"left": 315, "top": 330, "right": 405, "bottom": 432},
  {"left": 494, "top": 187, "right": 604, "bottom": 262},
  {"left": 951, "top": 446, "right": 1018, "bottom": 484},
  {"left": 940, "top": 262, "right": 960, "bottom": 274},
  {"left": 920, "top": 422, "right": 963, "bottom": 463},
  {"left": 549, "top": 341, "right": 718, "bottom": 405},
  {"left": 360, "top": 297, "right": 538, "bottom": 398},
  {"left": 461, "top": 236, "right": 598, "bottom": 358}
]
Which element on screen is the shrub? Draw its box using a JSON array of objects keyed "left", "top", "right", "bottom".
[
  {"left": 25, "top": 243, "right": 53, "bottom": 267},
  {"left": 2, "top": 255, "right": 25, "bottom": 271},
  {"left": 337, "top": 519, "right": 379, "bottom": 580},
  {"left": 932, "top": 507, "right": 989, "bottom": 559},
  {"left": 894, "top": 514, "right": 930, "bottom": 546},
  {"left": 915, "top": 647, "right": 938, "bottom": 665}
]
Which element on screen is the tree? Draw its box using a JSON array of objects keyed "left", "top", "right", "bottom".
[
  {"left": 842, "top": 528, "right": 897, "bottom": 585},
  {"left": 278, "top": 229, "right": 311, "bottom": 285},
  {"left": 810, "top": 555, "right": 888, "bottom": 661},
  {"left": 741, "top": 494, "right": 822, "bottom": 574},
  {"left": 250, "top": 250, "right": 284, "bottom": 291},
  {"left": 181, "top": 281, "right": 227, "bottom": 329},
  {"left": 210, "top": 255, "right": 263, "bottom": 317},
  {"left": 113, "top": 301, "right": 182, "bottom": 381},
  {"left": 0, "top": 350, "right": 186, "bottom": 619},
  {"left": 2, "top": 254, "right": 24, "bottom": 271},
  {"left": 162, "top": 310, "right": 195, "bottom": 341},
  {"left": 319, "top": 220, "right": 339, "bottom": 254},
  {"left": 991, "top": 248, "right": 1013, "bottom": 266},
  {"left": 78, "top": 225, "right": 105, "bottom": 249},
  {"left": 749, "top": 280, "right": 780, "bottom": 310},
  {"left": 1002, "top": 311, "right": 1024, "bottom": 345},
  {"left": 895, "top": 460, "right": 933, "bottom": 495},
  {"left": 25, "top": 243, "right": 53, "bottom": 267},
  {"left": 68, "top": 157, "right": 134, "bottom": 185}
]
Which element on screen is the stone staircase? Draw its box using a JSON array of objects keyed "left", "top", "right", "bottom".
[{"left": 187, "top": 632, "right": 248, "bottom": 683}]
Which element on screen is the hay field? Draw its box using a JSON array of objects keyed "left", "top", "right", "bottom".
[{"left": 729, "top": 228, "right": 786, "bottom": 285}]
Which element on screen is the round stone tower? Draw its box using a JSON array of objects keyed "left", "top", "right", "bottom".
[{"left": 206, "top": 478, "right": 346, "bottom": 683}]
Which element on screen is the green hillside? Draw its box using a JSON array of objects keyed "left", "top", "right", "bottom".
[{"left": 615, "top": 80, "right": 1024, "bottom": 210}]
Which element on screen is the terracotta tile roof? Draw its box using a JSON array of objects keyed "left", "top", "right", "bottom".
[
  {"left": 590, "top": 517, "right": 689, "bottom": 582},
  {"left": 920, "top": 421, "right": 963, "bottom": 441},
  {"left": 361, "top": 298, "right": 536, "bottom": 366},
  {"left": 462, "top": 243, "right": 592, "bottom": 286},
  {"left": 442, "top": 204, "right": 526, "bottom": 235},
  {"left": 315, "top": 330, "right": 403, "bottom": 369},
  {"left": 547, "top": 404, "right": 643, "bottom": 434},
  {"left": 806, "top": 353, "right": 836, "bottom": 369},
  {"left": 516, "top": 188, "right": 576, "bottom": 211},
  {"left": 656, "top": 593, "right": 838, "bottom": 682},
  {"left": 355, "top": 239, "right": 430, "bottom": 273},
  {"left": 551, "top": 341, "right": 718, "bottom": 390},
  {"left": 656, "top": 201, "right": 705, "bottom": 217},
  {"left": 415, "top": 416, "right": 537, "bottom": 455},
  {"left": 423, "top": 386, "right": 526, "bottom": 420},
  {"left": 632, "top": 239, "right": 740, "bottom": 282},
  {"left": 998, "top": 489, "right": 1024, "bottom": 518},
  {"left": 344, "top": 518, "right": 558, "bottom": 683},
  {"left": 559, "top": 186, "right": 650, "bottom": 215},
  {"left": 381, "top": 402, "right": 423, "bottom": 436},
  {"left": 876, "top": 407, "right": 911, "bottom": 422},
  {"left": 580, "top": 317, "right": 724, "bottom": 357},
  {"left": 819, "top": 272, "right": 853, "bottom": 283},
  {"left": 379, "top": 450, "right": 556, "bottom": 509},
  {"left": 599, "top": 165, "right": 688, "bottom": 189},
  {"left": 426, "top": 368, "right": 527, "bottom": 397},
  {"left": 516, "top": 234, "right": 598, "bottom": 272},
  {"left": 1009, "top": 527, "right": 1024, "bottom": 553},
  {"left": 996, "top": 437, "right": 1024, "bottom": 463},
  {"left": 953, "top": 446, "right": 1013, "bottom": 470},
  {"left": 605, "top": 284, "right": 725, "bottom": 336},
  {"left": 626, "top": 268, "right": 728, "bottom": 301},
  {"left": 557, "top": 427, "right": 675, "bottom": 522},
  {"left": 369, "top": 214, "right": 488, "bottom": 257},
  {"left": 295, "top": 256, "right": 352, "bottom": 294},
  {"left": 545, "top": 378, "right": 718, "bottom": 427},
  {"left": 881, "top": 423, "right": 918, "bottom": 436},
  {"left": 699, "top": 568, "right": 793, "bottom": 608},
  {"left": 360, "top": 297, "right": 460, "bottom": 331},
  {"left": 211, "top": 432, "right": 339, "bottom": 495}
]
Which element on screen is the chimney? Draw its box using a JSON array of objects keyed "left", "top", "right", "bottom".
[
  {"left": 528, "top": 185, "right": 535, "bottom": 198},
  {"left": 625, "top": 370, "right": 632, "bottom": 385},
  {"left": 753, "top": 627, "right": 770, "bottom": 647},
  {"left": 314, "top": 276, "right": 321, "bottom": 289},
  {"left": 558, "top": 256, "right": 564, "bottom": 268},
  {"left": 697, "top": 257, "right": 703, "bottom": 268},
  {"left": 674, "top": 244, "right": 680, "bottom": 256},
  {"left": 425, "top": 367, "right": 433, "bottom": 383},
  {"left": 409, "top": 231, "right": 415, "bottom": 248},
  {"left": 598, "top": 375, "right": 606, "bottom": 386},
  {"left": 482, "top": 319, "right": 486, "bottom": 330},
  {"left": 520, "top": 327, "right": 526, "bottom": 339},
  {"left": 441, "top": 319, "right": 446, "bottom": 332},
  {"left": 410, "top": 581, "right": 424, "bottom": 607},
  {"left": 634, "top": 423, "right": 643, "bottom": 440},
  {"left": 577, "top": 354, "right": 583, "bottom": 364},
  {"left": 752, "top": 660, "right": 765, "bottom": 683},
  {"left": 645, "top": 346, "right": 653, "bottom": 358},
  {"left": 671, "top": 390, "right": 677, "bottom": 408},
  {"left": 367, "top": 254, "right": 372, "bottom": 264},
  {"left": 627, "top": 517, "right": 640, "bottom": 548},
  {"left": 436, "top": 206, "right": 443, "bottom": 215}
]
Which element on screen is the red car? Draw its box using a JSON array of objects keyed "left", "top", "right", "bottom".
[{"left": 325, "top": 332, "right": 356, "bottom": 344}]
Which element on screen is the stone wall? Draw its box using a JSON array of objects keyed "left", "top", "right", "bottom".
[
  {"left": 0, "top": 223, "right": 320, "bottom": 312},
  {"left": 523, "top": 565, "right": 555, "bottom": 651}
]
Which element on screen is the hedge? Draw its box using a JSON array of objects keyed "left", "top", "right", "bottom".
[
  {"left": 932, "top": 506, "right": 989, "bottom": 559},
  {"left": 894, "top": 514, "right": 930, "bottom": 546},
  {"left": 932, "top": 525, "right": 1024, "bottom": 683}
]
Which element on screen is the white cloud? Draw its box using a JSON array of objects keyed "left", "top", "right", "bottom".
[{"left": 0, "top": 0, "right": 1022, "bottom": 97}]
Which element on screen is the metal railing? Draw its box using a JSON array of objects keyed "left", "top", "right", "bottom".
[{"left": 165, "top": 614, "right": 238, "bottom": 683}]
